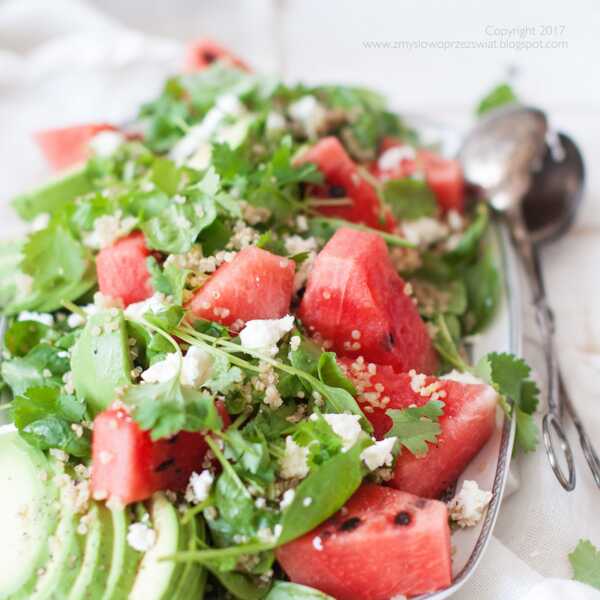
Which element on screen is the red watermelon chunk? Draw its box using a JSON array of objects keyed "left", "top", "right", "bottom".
[
  {"left": 373, "top": 138, "right": 465, "bottom": 214},
  {"left": 276, "top": 484, "right": 452, "bottom": 599},
  {"left": 343, "top": 360, "right": 497, "bottom": 498},
  {"left": 298, "top": 228, "right": 438, "bottom": 374},
  {"left": 96, "top": 231, "right": 154, "bottom": 307},
  {"left": 189, "top": 246, "right": 295, "bottom": 329},
  {"left": 184, "top": 38, "right": 249, "bottom": 72},
  {"left": 299, "top": 137, "right": 395, "bottom": 231},
  {"left": 34, "top": 123, "right": 117, "bottom": 171},
  {"left": 91, "top": 402, "right": 229, "bottom": 505}
]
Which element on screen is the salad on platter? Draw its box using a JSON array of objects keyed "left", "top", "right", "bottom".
[{"left": 0, "top": 39, "right": 539, "bottom": 600}]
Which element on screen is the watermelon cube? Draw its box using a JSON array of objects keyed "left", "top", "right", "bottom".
[
  {"left": 189, "top": 246, "right": 295, "bottom": 328},
  {"left": 276, "top": 484, "right": 452, "bottom": 599},
  {"left": 298, "top": 137, "right": 395, "bottom": 231},
  {"left": 34, "top": 123, "right": 117, "bottom": 172},
  {"left": 184, "top": 38, "right": 249, "bottom": 72},
  {"left": 298, "top": 228, "right": 438, "bottom": 374},
  {"left": 91, "top": 402, "right": 229, "bottom": 505},
  {"left": 344, "top": 361, "right": 498, "bottom": 498},
  {"left": 96, "top": 231, "right": 154, "bottom": 307}
]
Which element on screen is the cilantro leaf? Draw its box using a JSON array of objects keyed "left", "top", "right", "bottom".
[
  {"left": 382, "top": 178, "right": 438, "bottom": 221},
  {"left": 385, "top": 400, "right": 445, "bottom": 457},
  {"left": 476, "top": 83, "right": 518, "bottom": 116},
  {"left": 569, "top": 539, "right": 600, "bottom": 590},
  {"left": 203, "top": 354, "right": 244, "bottom": 394},
  {"left": 515, "top": 408, "right": 539, "bottom": 453},
  {"left": 146, "top": 257, "right": 189, "bottom": 305},
  {"left": 124, "top": 373, "right": 222, "bottom": 440}
]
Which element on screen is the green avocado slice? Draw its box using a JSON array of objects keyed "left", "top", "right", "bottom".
[
  {"left": 71, "top": 310, "right": 132, "bottom": 416},
  {"left": 0, "top": 432, "right": 60, "bottom": 598},
  {"left": 101, "top": 507, "right": 142, "bottom": 600}
]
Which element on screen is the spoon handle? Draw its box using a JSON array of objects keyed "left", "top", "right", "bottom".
[{"left": 504, "top": 208, "right": 576, "bottom": 491}]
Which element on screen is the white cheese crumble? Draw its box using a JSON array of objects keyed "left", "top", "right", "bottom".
[
  {"left": 266, "top": 111, "right": 286, "bottom": 134},
  {"left": 279, "top": 489, "right": 296, "bottom": 510},
  {"left": 83, "top": 211, "right": 137, "bottom": 250},
  {"left": 239, "top": 315, "right": 295, "bottom": 357},
  {"left": 312, "top": 536, "right": 324, "bottom": 551},
  {"left": 18, "top": 311, "right": 54, "bottom": 327},
  {"left": 88, "top": 130, "right": 125, "bottom": 157},
  {"left": 448, "top": 480, "right": 493, "bottom": 528},
  {"left": 377, "top": 145, "right": 416, "bottom": 171},
  {"left": 127, "top": 522, "right": 156, "bottom": 552},
  {"left": 279, "top": 436, "right": 310, "bottom": 480},
  {"left": 447, "top": 209, "right": 464, "bottom": 232},
  {"left": 185, "top": 470, "right": 214, "bottom": 504},
  {"left": 124, "top": 293, "right": 169, "bottom": 321},
  {"left": 288, "top": 95, "right": 326, "bottom": 139},
  {"left": 283, "top": 235, "right": 317, "bottom": 255},
  {"left": 67, "top": 313, "right": 86, "bottom": 328},
  {"left": 180, "top": 346, "right": 214, "bottom": 388},
  {"left": 360, "top": 437, "right": 397, "bottom": 471},
  {"left": 141, "top": 346, "right": 213, "bottom": 388},
  {"left": 440, "top": 370, "right": 485, "bottom": 386},
  {"left": 401, "top": 217, "right": 449, "bottom": 248},
  {"left": 322, "top": 414, "right": 362, "bottom": 451}
]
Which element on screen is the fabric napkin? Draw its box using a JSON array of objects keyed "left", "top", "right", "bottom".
[{"left": 1, "top": 1, "right": 599, "bottom": 598}]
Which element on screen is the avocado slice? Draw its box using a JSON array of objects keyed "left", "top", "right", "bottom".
[
  {"left": 67, "top": 503, "right": 114, "bottom": 600},
  {"left": 12, "top": 167, "right": 94, "bottom": 221},
  {"left": 101, "top": 507, "right": 142, "bottom": 600},
  {"left": 128, "top": 493, "right": 185, "bottom": 600},
  {"left": 71, "top": 310, "right": 132, "bottom": 416},
  {"left": 0, "top": 432, "right": 60, "bottom": 598}
]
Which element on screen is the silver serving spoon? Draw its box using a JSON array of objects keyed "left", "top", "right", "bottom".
[{"left": 459, "top": 104, "right": 600, "bottom": 491}]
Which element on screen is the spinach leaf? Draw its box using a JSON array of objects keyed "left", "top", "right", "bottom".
[
  {"left": 444, "top": 203, "right": 488, "bottom": 264},
  {"left": 382, "top": 178, "right": 438, "bottom": 221},
  {"left": 476, "top": 83, "right": 518, "bottom": 116},
  {"left": 266, "top": 582, "right": 334, "bottom": 599},
  {"left": 146, "top": 257, "right": 189, "bottom": 305},
  {"left": 317, "top": 353, "right": 356, "bottom": 395},
  {"left": 462, "top": 248, "right": 500, "bottom": 334},
  {"left": 4, "top": 320, "right": 51, "bottom": 357}
]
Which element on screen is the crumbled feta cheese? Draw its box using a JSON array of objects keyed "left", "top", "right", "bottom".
[
  {"left": 180, "top": 346, "right": 214, "bottom": 388},
  {"left": 216, "top": 94, "right": 245, "bottom": 116},
  {"left": 377, "top": 145, "right": 416, "bottom": 171},
  {"left": 283, "top": 235, "right": 317, "bottom": 255},
  {"left": 67, "top": 313, "right": 86, "bottom": 328},
  {"left": 448, "top": 480, "right": 493, "bottom": 528},
  {"left": 360, "top": 437, "right": 397, "bottom": 471},
  {"left": 255, "top": 497, "right": 266, "bottom": 509},
  {"left": 322, "top": 414, "right": 362, "bottom": 450},
  {"left": 239, "top": 315, "right": 295, "bottom": 356},
  {"left": 401, "top": 217, "right": 449, "bottom": 247},
  {"left": 141, "top": 353, "right": 180, "bottom": 384},
  {"left": 83, "top": 211, "right": 137, "bottom": 250},
  {"left": 440, "top": 370, "right": 485, "bottom": 386},
  {"left": 18, "top": 311, "right": 54, "bottom": 327},
  {"left": 312, "top": 536, "right": 323, "bottom": 551},
  {"left": 127, "top": 522, "right": 156, "bottom": 552},
  {"left": 124, "top": 293, "right": 168, "bottom": 321},
  {"left": 303, "top": 496, "right": 313, "bottom": 507},
  {"left": 266, "top": 111, "right": 286, "bottom": 133},
  {"left": 447, "top": 210, "right": 464, "bottom": 232},
  {"left": 288, "top": 95, "right": 326, "bottom": 139},
  {"left": 88, "top": 130, "right": 126, "bottom": 157},
  {"left": 279, "top": 489, "right": 296, "bottom": 510},
  {"left": 280, "top": 436, "right": 310, "bottom": 479},
  {"left": 31, "top": 212, "right": 50, "bottom": 232},
  {"left": 185, "top": 470, "right": 214, "bottom": 504}
]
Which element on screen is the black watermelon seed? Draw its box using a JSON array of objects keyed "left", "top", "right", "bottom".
[
  {"left": 328, "top": 184, "right": 346, "bottom": 198},
  {"left": 202, "top": 51, "right": 217, "bottom": 63},
  {"left": 166, "top": 435, "right": 179, "bottom": 445},
  {"left": 155, "top": 458, "right": 175, "bottom": 472},
  {"left": 394, "top": 511, "right": 411, "bottom": 526},
  {"left": 339, "top": 517, "right": 362, "bottom": 532}
]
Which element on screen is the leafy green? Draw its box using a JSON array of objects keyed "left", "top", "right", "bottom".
[
  {"left": 569, "top": 539, "right": 600, "bottom": 590},
  {"left": 385, "top": 400, "right": 445, "bottom": 457},
  {"left": 475, "top": 352, "right": 540, "bottom": 452},
  {"left": 12, "top": 386, "right": 90, "bottom": 457},
  {"left": 317, "top": 352, "right": 356, "bottom": 395},
  {"left": 124, "top": 372, "right": 222, "bottom": 440},
  {"left": 266, "top": 582, "right": 333, "bottom": 599},
  {"left": 462, "top": 248, "right": 500, "bottom": 334},
  {"left": 476, "top": 83, "right": 518, "bottom": 116},
  {"left": 146, "top": 257, "right": 189, "bottom": 305},
  {"left": 444, "top": 203, "right": 489, "bottom": 264},
  {"left": 382, "top": 178, "right": 438, "bottom": 221},
  {"left": 4, "top": 320, "right": 51, "bottom": 357}
]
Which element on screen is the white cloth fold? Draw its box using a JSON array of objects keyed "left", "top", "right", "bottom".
[{"left": 1, "top": 1, "right": 599, "bottom": 598}]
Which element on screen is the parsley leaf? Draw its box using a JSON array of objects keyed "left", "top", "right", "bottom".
[
  {"left": 385, "top": 400, "right": 445, "bottom": 457},
  {"left": 569, "top": 539, "right": 600, "bottom": 590},
  {"left": 476, "top": 83, "right": 518, "bottom": 116}
]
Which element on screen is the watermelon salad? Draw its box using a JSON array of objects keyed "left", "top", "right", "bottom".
[{"left": 0, "top": 39, "right": 540, "bottom": 600}]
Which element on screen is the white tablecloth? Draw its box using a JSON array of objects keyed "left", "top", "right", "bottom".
[{"left": 1, "top": 1, "right": 599, "bottom": 598}]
